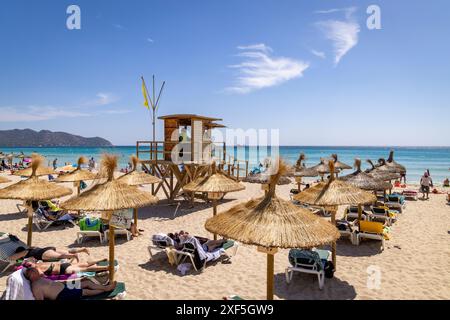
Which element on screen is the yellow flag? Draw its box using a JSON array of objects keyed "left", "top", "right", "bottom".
[{"left": 141, "top": 79, "right": 149, "bottom": 109}]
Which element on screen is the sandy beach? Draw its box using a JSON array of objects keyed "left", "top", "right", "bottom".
[{"left": 1, "top": 172, "right": 449, "bottom": 300}]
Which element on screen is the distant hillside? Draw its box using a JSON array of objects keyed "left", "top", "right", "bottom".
[{"left": 0, "top": 129, "right": 113, "bottom": 147}]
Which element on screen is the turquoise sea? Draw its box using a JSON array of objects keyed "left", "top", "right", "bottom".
[{"left": 1, "top": 146, "right": 449, "bottom": 184}]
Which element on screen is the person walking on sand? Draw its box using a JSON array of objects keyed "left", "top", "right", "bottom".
[
  {"left": 420, "top": 171, "right": 433, "bottom": 200},
  {"left": 52, "top": 158, "right": 58, "bottom": 170}
]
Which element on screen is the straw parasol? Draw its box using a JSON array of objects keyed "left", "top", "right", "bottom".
[
  {"left": 205, "top": 160, "right": 339, "bottom": 300},
  {"left": 61, "top": 154, "right": 159, "bottom": 280},
  {"left": 294, "top": 161, "right": 377, "bottom": 266},
  {"left": 0, "top": 176, "right": 11, "bottom": 184},
  {"left": 55, "top": 157, "right": 98, "bottom": 195},
  {"left": 386, "top": 150, "right": 406, "bottom": 174},
  {"left": 365, "top": 159, "right": 401, "bottom": 181},
  {"left": 184, "top": 161, "right": 245, "bottom": 240},
  {"left": 13, "top": 154, "right": 55, "bottom": 177},
  {"left": 118, "top": 155, "right": 160, "bottom": 231},
  {"left": 340, "top": 159, "right": 392, "bottom": 191},
  {"left": 330, "top": 154, "right": 352, "bottom": 172},
  {"left": 0, "top": 155, "right": 73, "bottom": 246}
]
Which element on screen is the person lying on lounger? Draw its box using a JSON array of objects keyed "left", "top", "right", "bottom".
[
  {"left": 10, "top": 246, "right": 89, "bottom": 263},
  {"left": 24, "top": 267, "right": 116, "bottom": 300},
  {"left": 22, "top": 258, "right": 109, "bottom": 276}
]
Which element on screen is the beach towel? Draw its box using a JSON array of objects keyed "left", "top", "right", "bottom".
[
  {"left": 79, "top": 217, "right": 103, "bottom": 232},
  {"left": 2, "top": 269, "right": 35, "bottom": 300},
  {"left": 288, "top": 249, "right": 326, "bottom": 271}
]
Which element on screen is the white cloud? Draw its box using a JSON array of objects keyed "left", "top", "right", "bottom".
[
  {"left": 113, "top": 24, "right": 125, "bottom": 30},
  {"left": 226, "top": 44, "right": 309, "bottom": 94},
  {"left": 311, "top": 49, "right": 326, "bottom": 59},
  {"left": 315, "top": 7, "right": 360, "bottom": 65},
  {"left": 0, "top": 106, "right": 90, "bottom": 122},
  {"left": 147, "top": 38, "right": 154, "bottom": 43},
  {"left": 84, "top": 92, "right": 118, "bottom": 107},
  {"left": 102, "top": 109, "right": 131, "bottom": 115}
]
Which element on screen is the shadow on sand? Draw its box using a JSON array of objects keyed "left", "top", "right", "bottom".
[{"left": 274, "top": 272, "right": 357, "bottom": 300}]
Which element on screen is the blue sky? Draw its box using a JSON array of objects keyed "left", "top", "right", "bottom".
[{"left": 0, "top": 0, "right": 449, "bottom": 146}]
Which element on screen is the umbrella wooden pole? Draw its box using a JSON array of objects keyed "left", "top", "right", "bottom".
[
  {"left": 267, "top": 253, "right": 274, "bottom": 300},
  {"left": 331, "top": 211, "right": 337, "bottom": 269},
  {"left": 109, "top": 225, "right": 115, "bottom": 281},
  {"left": 77, "top": 181, "right": 81, "bottom": 196},
  {"left": 26, "top": 204, "right": 33, "bottom": 246},
  {"left": 212, "top": 199, "right": 217, "bottom": 240},
  {"left": 358, "top": 204, "right": 363, "bottom": 221},
  {"left": 133, "top": 208, "right": 138, "bottom": 231}
]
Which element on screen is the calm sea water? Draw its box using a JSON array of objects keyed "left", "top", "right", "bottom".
[{"left": 1, "top": 146, "right": 449, "bottom": 183}]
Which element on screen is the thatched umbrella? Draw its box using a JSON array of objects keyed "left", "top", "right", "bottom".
[
  {"left": 366, "top": 159, "right": 401, "bottom": 181},
  {"left": 13, "top": 154, "right": 55, "bottom": 177},
  {"left": 205, "top": 161, "right": 339, "bottom": 300},
  {"left": 330, "top": 154, "right": 352, "bottom": 174},
  {"left": 61, "top": 154, "right": 158, "bottom": 280},
  {"left": 310, "top": 158, "right": 338, "bottom": 181},
  {"left": 0, "top": 176, "right": 11, "bottom": 184},
  {"left": 386, "top": 150, "right": 406, "bottom": 174},
  {"left": 0, "top": 155, "right": 73, "bottom": 246},
  {"left": 293, "top": 161, "right": 377, "bottom": 266},
  {"left": 55, "top": 157, "right": 98, "bottom": 195},
  {"left": 340, "top": 159, "right": 392, "bottom": 192},
  {"left": 243, "top": 172, "right": 291, "bottom": 185},
  {"left": 184, "top": 162, "right": 245, "bottom": 240},
  {"left": 118, "top": 156, "right": 160, "bottom": 231}
]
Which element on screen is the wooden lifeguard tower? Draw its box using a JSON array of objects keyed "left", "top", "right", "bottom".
[{"left": 136, "top": 114, "right": 231, "bottom": 200}]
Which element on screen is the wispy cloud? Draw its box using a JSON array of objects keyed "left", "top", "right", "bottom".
[
  {"left": 147, "top": 38, "right": 154, "bottom": 43},
  {"left": 113, "top": 24, "right": 125, "bottom": 30},
  {"left": 315, "top": 7, "right": 360, "bottom": 65},
  {"left": 84, "top": 92, "right": 118, "bottom": 107},
  {"left": 310, "top": 49, "right": 326, "bottom": 59},
  {"left": 102, "top": 109, "right": 131, "bottom": 115},
  {"left": 0, "top": 106, "right": 90, "bottom": 122},
  {"left": 226, "top": 44, "right": 309, "bottom": 94}
]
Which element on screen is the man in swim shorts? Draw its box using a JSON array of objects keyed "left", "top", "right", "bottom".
[{"left": 24, "top": 267, "right": 116, "bottom": 300}]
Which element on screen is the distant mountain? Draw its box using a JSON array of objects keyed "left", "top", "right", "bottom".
[{"left": 0, "top": 129, "right": 113, "bottom": 147}]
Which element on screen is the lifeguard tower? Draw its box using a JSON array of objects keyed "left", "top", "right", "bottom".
[{"left": 137, "top": 114, "right": 247, "bottom": 200}]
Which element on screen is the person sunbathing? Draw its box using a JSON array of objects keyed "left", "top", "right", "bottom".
[
  {"left": 23, "top": 258, "right": 109, "bottom": 276},
  {"left": 10, "top": 246, "right": 89, "bottom": 263},
  {"left": 24, "top": 267, "right": 116, "bottom": 300}
]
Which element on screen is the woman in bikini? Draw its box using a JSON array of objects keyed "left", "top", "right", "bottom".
[
  {"left": 23, "top": 258, "right": 109, "bottom": 276},
  {"left": 9, "top": 246, "right": 89, "bottom": 262}
]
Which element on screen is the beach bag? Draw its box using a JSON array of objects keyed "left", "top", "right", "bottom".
[
  {"left": 324, "top": 261, "right": 335, "bottom": 278},
  {"left": 79, "top": 217, "right": 103, "bottom": 232}
]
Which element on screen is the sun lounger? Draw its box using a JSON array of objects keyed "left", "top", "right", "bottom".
[
  {"left": 76, "top": 217, "right": 104, "bottom": 244},
  {"left": 370, "top": 206, "right": 397, "bottom": 226},
  {"left": 384, "top": 193, "right": 406, "bottom": 213},
  {"left": 33, "top": 208, "right": 77, "bottom": 231},
  {"left": 402, "top": 190, "right": 418, "bottom": 201},
  {"left": 104, "top": 228, "right": 131, "bottom": 242},
  {"left": 2, "top": 268, "right": 125, "bottom": 300},
  {"left": 148, "top": 234, "right": 238, "bottom": 272},
  {"left": 336, "top": 220, "right": 357, "bottom": 244},
  {"left": 285, "top": 248, "right": 331, "bottom": 289},
  {"left": 344, "top": 206, "right": 368, "bottom": 222},
  {"left": 355, "top": 220, "right": 389, "bottom": 251},
  {"left": 0, "top": 233, "right": 27, "bottom": 274}
]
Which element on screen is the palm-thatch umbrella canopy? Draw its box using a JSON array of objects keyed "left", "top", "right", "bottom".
[
  {"left": 294, "top": 161, "right": 377, "bottom": 265},
  {"left": 365, "top": 159, "right": 401, "bottom": 181},
  {"left": 205, "top": 160, "right": 339, "bottom": 300},
  {"left": 118, "top": 156, "right": 160, "bottom": 186},
  {"left": 55, "top": 157, "right": 98, "bottom": 195},
  {"left": 13, "top": 154, "right": 55, "bottom": 177},
  {"left": 310, "top": 158, "right": 339, "bottom": 181},
  {"left": 118, "top": 156, "right": 160, "bottom": 231},
  {"left": 0, "top": 176, "right": 11, "bottom": 184},
  {"left": 243, "top": 173, "right": 291, "bottom": 185},
  {"left": 0, "top": 155, "right": 73, "bottom": 246},
  {"left": 386, "top": 150, "right": 407, "bottom": 174},
  {"left": 340, "top": 159, "right": 392, "bottom": 191},
  {"left": 184, "top": 161, "right": 245, "bottom": 240},
  {"left": 330, "top": 154, "right": 352, "bottom": 171},
  {"left": 61, "top": 154, "right": 159, "bottom": 280}
]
